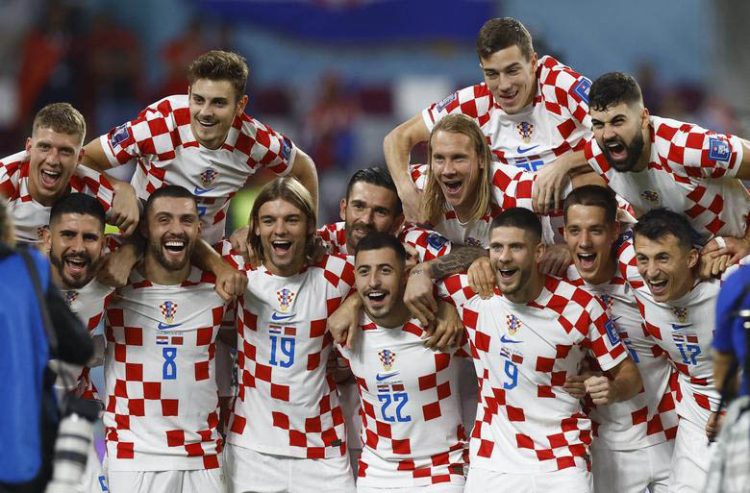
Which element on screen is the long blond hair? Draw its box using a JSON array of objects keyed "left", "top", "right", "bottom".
[{"left": 421, "top": 114, "right": 493, "bottom": 225}]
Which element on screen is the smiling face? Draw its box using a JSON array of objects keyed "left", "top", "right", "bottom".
[
  {"left": 429, "top": 129, "right": 483, "bottom": 219},
  {"left": 341, "top": 182, "right": 403, "bottom": 252},
  {"left": 489, "top": 225, "right": 544, "bottom": 303},
  {"left": 564, "top": 204, "right": 619, "bottom": 284},
  {"left": 255, "top": 198, "right": 312, "bottom": 276},
  {"left": 26, "top": 127, "right": 83, "bottom": 206},
  {"left": 355, "top": 246, "right": 407, "bottom": 324},
  {"left": 480, "top": 45, "right": 538, "bottom": 115},
  {"left": 188, "top": 78, "right": 248, "bottom": 149},
  {"left": 144, "top": 196, "right": 201, "bottom": 273},
  {"left": 634, "top": 233, "right": 698, "bottom": 302},
  {"left": 45, "top": 213, "right": 104, "bottom": 289},
  {"left": 590, "top": 102, "right": 649, "bottom": 172}
]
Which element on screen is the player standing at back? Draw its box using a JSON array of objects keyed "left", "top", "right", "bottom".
[
  {"left": 103, "top": 186, "right": 230, "bottom": 492},
  {"left": 225, "top": 177, "right": 356, "bottom": 493},
  {"left": 385, "top": 17, "right": 595, "bottom": 220},
  {"left": 584, "top": 72, "right": 750, "bottom": 268},
  {"left": 439, "top": 208, "right": 641, "bottom": 492}
]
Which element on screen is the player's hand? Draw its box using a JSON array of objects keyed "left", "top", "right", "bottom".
[
  {"left": 705, "top": 410, "right": 725, "bottom": 442},
  {"left": 327, "top": 296, "right": 362, "bottom": 349},
  {"left": 109, "top": 181, "right": 140, "bottom": 237},
  {"left": 540, "top": 243, "right": 572, "bottom": 277},
  {"left": 229, "top": 226, "right": 255, "bottom": 263},
  {"left": 702, "top": 235, "right": 750, "bottom": 268},
  {"left": 326, "top": 351, "right": 354, "bottom": 384},
  {"left": 97, "top": 247, "right": 138, "bottom": 287},
  {"left": 584, "top": 375, "right": 617, "bottom": 405},
  {"left": 404, "top": 266, "right": 437, "bottom": 326},
  {"left": 698, "top": 252, "right": 731, "bottom": 279},
  {"left": 214, "top": 262, "right": 247, "bottom": 301},
  {"left": 532, "top": 161, "right": 568, "bottom": 214},
  {"left": 563, "top": 375, "right": 588, "bottom": 399},
  {"left": 423, "top": 301, "right": 463, "bottom": 350},
  {"left": 468, "top": 256, "right": 495, "bottom": 299},
  {"left": 401, "top": 186, "right": 425, "bottom": 223}
]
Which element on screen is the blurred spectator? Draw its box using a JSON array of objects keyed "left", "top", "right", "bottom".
[
  {"left": 16, "top": 0, "right": 85, "bottom": 128},
  {"left": 82, "top": 12, "right": 144, "bottom": 134},
  {"left": 302, "top": 72, "right": 360, "bottom": 172},
  {"left": 158, "top": 17, "right": 212, "bottom": 98}
]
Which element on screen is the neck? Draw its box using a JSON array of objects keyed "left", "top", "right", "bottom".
[
  {"left": 143, "top": 254, "right": 191, "bottom": 285},
  {"left": 264, "top": 256, "right": 307, "bottom": 278},
  {"left": 505, "top": 271, "right": 544, "bottom": 304},
  {"left": 367, "top": 302, "right": 412, "bottom": 329},
  {"left": 632, "top": 127, "right": 651, "bottom": 172},
  {"left": 587, "top": 257, "right": 618, "bottom": 286}
]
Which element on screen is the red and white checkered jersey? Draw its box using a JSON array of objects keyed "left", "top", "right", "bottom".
[
  {"left": 103, "top": 268, "right": 228, "bottom": 471},
  {"left": 62, "top": 279, "right": 115, "bottom": 402},
  {"left": 399, "top": 223, "right": 454, "bottom": 262},
  {"left": 564, "top": 262, "right": 678, "bottom": 450},
  {"left": 0, "top": 151, "right": 115, "bottom": 244},
  {"left": 585, "top": 116, "right": 749, "bottom": 239},
  {"left": 423, "top": 56, "right": 592, "bottom": 172},
  {"left": 227, "top": 253, "right": 355, "bottom": 459},
  {"left": 99, "top": 95, "right": 296, "bottom": 245},
  {"left": 439, "top": 274, "right": 628, "bottom": 473},
  {"left": 617, "top": 239, "right": 720, "bottom": 428},
  {"left": 337, "top": 315, "right": 468, "bottom": 487},
  {"left": 318, "top": 221, "right": 349, "bottom": 256}
]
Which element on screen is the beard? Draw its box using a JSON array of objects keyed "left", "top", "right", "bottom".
[
  {"left": 602, "top": 131, "right": 645, "bottom": 172},
  {"left": 49, "top": 248, "right": 97, "bottom": 289},
  {"left": 148, "top": 234, "right": 192, "bottom": 271}
]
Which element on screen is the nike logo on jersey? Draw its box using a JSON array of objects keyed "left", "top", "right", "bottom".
[
  {"left": 375, "top": 371, "right": 400, "bottom": 381},
  {"left": 158, "top": 322, "right": 183, "bottom": 330},
  {"left": 670, "top": 323, "right": 693, "bottom": 330},
  {"left": 193, "top": 186, "right": 216, "bottom": 195},
  {"left": 500, "top": 335, "right": 522, "bottom": 344},
  {"left": 271, "top": 311, "right": 294, "bottom": 321},
  {"left": 516, "top": 145, "right": 540, "bottom": 154}
]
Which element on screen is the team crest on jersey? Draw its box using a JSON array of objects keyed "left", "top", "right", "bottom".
[
  {"left": 672, "top": 306, "right": 688, "bottom": 324},
  {"left": 378, "top": 349, "right": 396, "bottom": 371},
  {"left": 516, "top": 121, "right": 534, "bottom": 143},
  {"left": 640, "top": 190, "right": 660, "bottom": 204},
  {"left": 708, "top": 137, "right": 730, "bottom": 162},
  {"left": 160, "top": 300, "right": 178, "bottom": 324},
  {"left": 506, "top": 314, "right": 522, "bottom": 335},
  {"left": 276, "top": 288, "right": 296, "bottom": 313},
  {"left": 64, "top": 290, "right": 78, "bottom": 306},
  {"left": 200, "top": 168, "right": 218, "bottom": 188}
]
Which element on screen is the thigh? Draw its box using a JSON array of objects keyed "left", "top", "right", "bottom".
[
  {"left": 290, "top": 455, "right": 355, "bottom": 493},
  {"left": 183, "top": 469, "right": 226, "bottom": 493},
  {"left": 106, "top": 470, "right": 179, "bottom": 493},
  {"left": 591, "top": 443, "right": 649, "bottom": 493},
  {"left": 224, "top": 444, "right": 289, "bottom": 493},
  {"left": 78, "top": 443, "right": 107, "bottom": 493},
  {"left": 668, "top": 420, "right": 713, "bottom": 493},
  {"left": 535, "top": 468, "right": 591, "bottom": 493},
  {"left": 647, "top": 440, "right": 675, "bottom": 493},
  {"left": 358, "top": 485, "right": 464, "bottom": 493}
]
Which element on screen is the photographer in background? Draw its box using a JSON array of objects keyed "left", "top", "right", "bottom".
[{"left": 0, "top": 197, "right": 93, "bottom": 493}]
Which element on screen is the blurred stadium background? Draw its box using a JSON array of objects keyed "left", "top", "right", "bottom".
[{"left": 0, "top": 0, "right": 747, "bottom": 228}]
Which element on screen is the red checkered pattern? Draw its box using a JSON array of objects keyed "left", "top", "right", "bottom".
[
  {"left": 103, "top": 267, "right": 227, "bottom": 471},
  {"left": 0, "top": 151, "right": 115, "bottom": 244},
  {"left": 422, "top": 56, "right": 592, "bottom": 171},
  {"left": 228, "top": 253, "right": 355, "bottom": 459},
  {"left": 100, "top": 95, "right": 296, "bottom": 245},
  {"left": 586, "top": 116, "right": 749, "bottom": 238},
  {"left": 318, "top": 221, "right": 349, "bottom": 256},
  {"left": 439, "top": 273, "right": 627, "bottom": 473},
  {"left": 337, "top": 316, "right": 468, "bottom": 487},
  {"left": 563, "top": 262, "right": 678, "bottom": 450},
  {"left": 399, "top": 222, "right": 453, "bottom": 262},
  {"left": 62, "top": 279, "right": 115, "bottom": 402}
]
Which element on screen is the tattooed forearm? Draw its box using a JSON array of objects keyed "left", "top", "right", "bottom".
[{"left": 423, "top": 246, "right": 487, "bottom": 280}]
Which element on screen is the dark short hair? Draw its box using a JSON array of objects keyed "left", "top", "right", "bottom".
[
  {"left": 633, "top": 208, "right": 699, "bottom": 250},
  {"left": 563, "top": 185, "right": 618, "bottom": 225},
  {"left": 354, "top": 231, "right": 406, "bottom": 266},
  {"left": 144, "top": 185, "right": 197, "bottom": 218},
  {"left": 476, "top": 17, "right": 534, "bottom": 61},
  {"left": 49, "top": 193, "right": 106, "bottom": 230},
  {"left": 346, "top": 166, "right": 402, "bottom": 215},
  {"left": 32, "top": 102, "right": 86, "bottom": 144},
  {"left": 589, "top": 72, "right": 643, "bottom": 112},
  {"left": 187, "top": 50, "right": 249, "bottom": 102},
  {"left": 490, "top": 207, "right": 542, "bottom": 243}
]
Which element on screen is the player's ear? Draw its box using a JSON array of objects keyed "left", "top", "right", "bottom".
[
  {"left": 687, "top": 247, "right": 699, "bottom": 270},
  {"left": 236, "top": 95, "right": 249, "bottom": 116},
  {"left": 391, "top": 213, "right": 405, "bottom": 235},
  {"left": 640, "top": 106, "right": 650, "bottom": 130},
  {"left": 25, "top": 137, "right": 32, "bottom": 153},
  {"left": 339, "top": 198, "right": 347, "bottom": 221},
  {"left": 535, "top": 240, "right": 546, "bottom": 263},
  {"left": 41, "top": 226, "right": 52, "bottom": 255}
]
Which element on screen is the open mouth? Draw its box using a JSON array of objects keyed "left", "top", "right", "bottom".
[
  {"left": 442, "top": 180, "right": 463, "bottom": 197},
  {"left": 604, "top": 139, "right": 628, "bottom": 161},
  {"left": 497, "top": 90, "right": 519, "bottom": 105},
  {"left": 163, "top": 239, "right": 186, "bottom": 254},
  {"left": 647, "top": 278, "right": 668, "bottom": 296},
  {"left": 40, "top": 168, "right": 62, "bottom": 188},
  {"left": 497, "top": 267, "right": 518, "bottom": 281},
  {"left": 366, "top": 290, "right": 387, "bottom": 303},
  {"left": 196, "top": 118, "right": 218, "bottom": 129},
  {"left": 271, "top": 240, "right": 292, "bottom": 253},
  {"left": 64, "top": 256, "right": 89, "bottom": 275},
  {"left": 577, "top": 252, "right": 597, "bottom": 270}
]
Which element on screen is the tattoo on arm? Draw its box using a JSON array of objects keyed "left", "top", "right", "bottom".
[{"left": 426, "top": 246, "right": 487, "bottom": 280}]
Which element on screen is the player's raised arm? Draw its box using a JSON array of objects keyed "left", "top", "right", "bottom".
[
  {"left": 288, "top": 147, "right": 320, "bottom": 219},
  {"left": 383, "top": 113, "right": 431, "bottom": 222}
]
